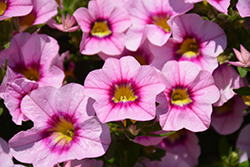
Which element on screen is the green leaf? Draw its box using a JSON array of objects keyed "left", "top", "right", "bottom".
[
  {"left": 127, "top": 144, "right": 141, "bottom": 167},
  {"left": 233, "top": 87, "right": 250, "bottom": 96},
  {"left": 0, "top": 108, "right": 3, "bottom": 116},
  {"left": 237, "top": 66, "right": 248, "bottom": 78},
  {"left": 238, "top": 160, "right": 250, "bottom": 167}
]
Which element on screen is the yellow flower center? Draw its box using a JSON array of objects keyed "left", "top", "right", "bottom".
[
  {"left": 166, "top": 129, "right": 186, "bottom": 144},
  {"left": 0, "top": 1, "right": 7, "bottom": 15},
  {"left": 152, "top": 15, "right": 171, "bottom": 33},
  {"left": 177, "top": 38, "right": 200, "bottom": 58},
  {"left": 91, "top": 20, "right": 112, "bottom": 38},
  {"left": 242, "top": 96, "right": 250, "bottom": 106},
  {"left": 21, "top": 68, "right": 40, "bottom": 81},
  {"left": 112, "top": 84, "right": 138, "bottom": 103},
  {"left": 50, "top": 118, "right": 75, "bottom": 144},
  {"left": 19, "top": 12, "right": 36, "bottom": 31},
  {"left": 171, "top": 88, "right": 192, "bottom": 107}
]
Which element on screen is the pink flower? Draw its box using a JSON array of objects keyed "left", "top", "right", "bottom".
[
  {"left": 0, "top": 138, "right": 19, "bottom": 167},
  {"left": 212, "top": 64, "right": 244, "bottom": 107},
  {"left": 9, "top": 83, "right": 111, "bottom": 167},
  {"left": 83, "top": 56, "right": 165, "bottom": 123},
  {"left": 133, "top": 130, "right": 167, "bottom": 146},
  {"left": 185, "top": 0, "right": 230, "bottom": 14},
  {"left": 98, "top": 39, "right": 155, "bottom": 65},
  {"left": 53, "top": 14, "right": 80, "bottom": 32},
  {"left": 157, "top": 60, "right": 220, "bottom": 132},
  {"left": 211, "top": 96, "right": 248, "bottom": 135},
  {"left": 159, "top": 129, "right": 200, "bottom": 166},
  {"left": 18, "top": 0, "right": 58, "bottom": 31},
  {"left": 237, "top": 124, "right": 250, "bottom": 158},
  {"left": 236, "top": 0, "right": 250, "bottom": 18},
  {"left": 73, "top": 0, "right": 131, "bottom": 55},
  {"left": 4, "top": 78, "right": 38, "bottom": 125},
  {"left": 150, "top": 13, "right": 227, "bottom": 72},
  {"left": 0, "top": 0, "right": 33, "bottom": 21},
  {"left": 0, "top": 32, "right": 65, "bottom": 93},
  {"left": 229, "top": 45, "right": 250, "bottom": 67},
  {"left": 125, "top": 0, "right": 193, "bottom": 51}
]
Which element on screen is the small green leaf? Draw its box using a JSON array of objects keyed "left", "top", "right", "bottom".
[
  {"left": 233, "top": 87, "right": 250, "bottom": 96},
  {"left": 237, "top": 66, "right": 248, "bottom": 78},
  {"left": 0, "top": 108, "right": 3, "bottom": 116},
  {"left": 238, "top": 160, "right": 250, "bottom": 167}
]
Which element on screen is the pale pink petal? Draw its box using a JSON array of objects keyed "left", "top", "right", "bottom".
[
  {"left": 240, "top": 45, "right": 250, "bottom": 64},
  {"left": 4, "top": 78, "right": 38, "bottom": 125},
  {"left": 212, "top": 64, "right": 244, "bottom": 107},
  {"left": 0, "top": 67, "right": 17, "bottom": 99},
  {"left": 32, "top": 0, "right": 58, "bottom": 25},
  {"left": 236, "top": 0, "right": 250, "bottom": 18},
  {"left": 80, "top": 35, "right": 101, "bottom": 55},
  {"left": 88, "top": 0, "right": 114, "bottom": 19},
  {"left": 99, "top": 34, "right": 125, "bottom": 55},
  {"left": 109, "top": 7, "right": 131, "bottom": 33},
  {"left": 207, "top": 0, "right": 230, "bottom": 14},
  {"left": 0, "top": 0, "right": 33, "bottom": 21},
  {"left": 125, "top": 27, "right": 145, "bottom": 51},
  {"left": 64, "top": 159, "right": 103, "bottom": 167},
  {"left": 133, "top": 131, "right": 167, "bottom": 146},
  {"left": 161, "top": 61, "right": 180, "bottom": 89},
  {"left": 73, "top": 8, "right": 94, "bottom": 32},
  {"left": 0, "top": 138, "right": 14, "bottom": 167},
  {"left": 145, "top": 24, "right": 171, "bottom": 46}
]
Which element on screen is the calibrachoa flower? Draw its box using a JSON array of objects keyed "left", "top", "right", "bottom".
[
  {"left": 125, "top": 0, "right": 193, "bottom": 51},
  {"left": 0, "top": 32, "right": 65, "bottom": 95},
  {"left": 18, "top": 0, "right": 58, "bottom": 31},
  {"left": 185, "top": 0, "right": 230, "bottom": 14},
  {"left": 150, "top": 13, "right": 227, "bottom": 72},
  {"left": 159, "top": 129, "right": 200, "bottom": 166},
  {"left": 0, "top": 0, "right": 33, "bottom": 21},
  {"left": 229, "top": 45, "right": 250, "bottom": 68},
  {"left": 52, "top": 14, "right": 80, "bottom": 33},
  {"left": 4, "top": 78, "right": 38, "bottom": 125},
  {"left": 63, "top": 158, "right": 103, "bottom": 167},
  {"left": 83, "top": 56, "right": 165, "bottom": 123},
  {"left": 157, "top": 60, "right": 220, "bottom": 132},
  {"left": 236, "top": 0, "right": 250, "bottom": 18},
  {"left": 211, "top": 96, "right": 248, "bottom": 135},
  {"left": 73, "top": 0, "right": 131, "bottom": 55},
  {"left": 212, "top": 64, "right": 244, "bottom": 107},
  {"left": 9, "top": 83, "right": 111, "bottom": 167}
]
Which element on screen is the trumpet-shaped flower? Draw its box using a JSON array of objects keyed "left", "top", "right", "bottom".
[
  {"left": 63, "top": 158, "right": 103, "bottom": 167},
  {"left": 157, "top": 60, "right": 219, "bottom": 132},
  {"left": 236, "top": 0, "right": 250, "bottom": 18},
  {"left": 211, "top": 96, "right": 248, "bottom": 135},
  {"left": 0, "top": 0, "right": 33, "bottom": 21},
  {"left": 9, "top": 83, "right": 111, "bottom": 167},
  {"left": 150, "top": 13, "right": 227, "bottom": 72},
  {"left": 53, "top": 14, "right": 80, "bottom": 32},
  {"left": 0, "top": 32, "right": 65, "bottom": 94},
  {"left": 73, "top": 0, "right": 131, "bottom": 55},
  {"left": 125, "top": 0, "right": 193, "bottom": 51},
  {"left": 237, "top": 124, "right": 250, "bottom": 158},
  {"left": 18, "top": 0, "right": 58, "bottom": 31},
  {"left": 229, "top": 45, "right": 250, "bottom": 67},
  {"left": 83, "top": 56, "right": 165, "bottom": 123}
]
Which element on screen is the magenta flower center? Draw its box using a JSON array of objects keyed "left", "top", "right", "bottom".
[
  {"left": 21, "top": 68, "right": 40, "bottom": 81},
  {"left": 171, "top": 88, "right": 192, "bottom": 107},
  {"left": 177, "top": 38, "right": 200, "bottom": 58},
  {"left": 112, "top": 84, "right": 138, "bottom": 103},
  {"left": 49, "top": 118, "right": 75, "bottom": 145},
  {"left": 152, "top": 15, "right": 171, "bottom": 33},
  {"left": 0, "top": 1, "right": 7, "bottom": 15},
  {"left": 91, "top": 20, "right": 112, "bottom": 38}
]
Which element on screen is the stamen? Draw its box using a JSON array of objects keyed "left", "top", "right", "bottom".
[
  {"left": 91, "top": 20, "right": 112, "bottom": 38},
  {"left": 177, "top": 38, "right": 200, "bottom": 58},
  {"left": 112, "top": 84, "right": 138, "bottom": 103},
  {"left": 21, "top": 68, "right": 40, "bottom": 81},
  {"left": 171, "top": 88, "right": 192, "bottom": 107},
  {"left": 152, "top": 15, "right": 171, "bottom": 33}
]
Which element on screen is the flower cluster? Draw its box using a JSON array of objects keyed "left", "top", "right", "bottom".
[{"left": 0, "top": 0, "right": 250, "bottom": 166}]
